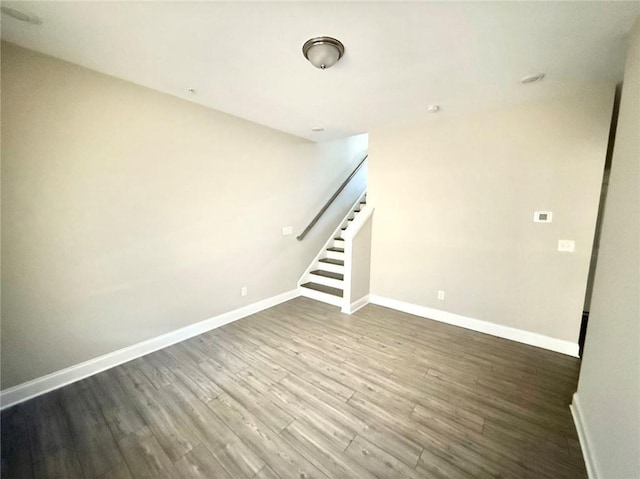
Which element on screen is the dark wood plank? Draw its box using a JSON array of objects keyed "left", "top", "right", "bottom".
[
  {"left": 254, "top": 465, "right": 281, "bottom": 479},
  {"left": 117, "top": 426, "right": 180, "bottom": 478},
  {"left": 59, "top": 381, "right": 125, "bottom": 478},
  {"left": 22, "top": 392, "right": 76, "bottom": 463},
  {"left": 87, "top": 371, "right": 147, "bottom": 442},
  {"left": 208, "top": 441, "right": 265, "bottom": 479},
  {"left": 1, "top": 409, "right": 34, "bottom": 479},
  {"left": 416, "top": 447, "right": 475, "bottom": 479},
  {"left": 207, "top": 392, "right": 329, "bottom": 479},
  {"left": 174, "top": 443, "right": 233, "bottom": 479},
  {"left": 112, "top": 366, "right": 200, "bottom": 462},
  {"left": 268, "top": 381, "right": 356, "bottom": 451},
  {"left": 133, "top": 355, "right": 177, "bottom": 390},
  {"left": 280, "top": 419, "right": 378, "bottom": 479},
  {"left": 97, "top": 462, "right": 133, "bottom": 479},
  {"left": 344, "top": 435, "right": 420, "bottom": 479},
  {"left": 161, "top": 379, "right": 265, "bottom": 479},
  {"left": 197, "top": 359, "right": 294, "bottom": 432},
  {"left": 277, "top": 374, "right": 423, "bottom": 468},
  {"left": 154, "top": 347, "right": 223, "bottom": 402},
  {"left": 32, "top": 447, "right": 84, "bottom": 479}
]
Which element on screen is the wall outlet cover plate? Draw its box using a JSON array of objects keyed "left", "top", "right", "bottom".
[{"left": 558, "top": 240, "right": 575, "bottom": 252}]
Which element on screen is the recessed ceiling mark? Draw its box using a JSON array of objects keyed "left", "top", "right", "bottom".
[
  {"left": 520, "top": 73, "right": 545, "bottom": 84},
  {"left": 1, "top": 6, "right": 42, "bottom": 25}
]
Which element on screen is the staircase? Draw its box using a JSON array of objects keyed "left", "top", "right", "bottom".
[{"left": 299, "top": 193, "right": 367, "bottom": 306}]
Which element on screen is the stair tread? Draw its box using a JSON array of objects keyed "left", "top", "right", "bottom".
[
  {"left": 310, "top": 270, "right": 344, "bottom": 280},
  {"left": 301, "top": 282, "right": 343, "bottom": 297},
  {"left": 319, "top": 258, "right": 344, "bottom": 266},
  {"left": 327, "top": 247, "right": 345, "bottom": 253},
  {"left": 334, "top": 237, "right": 344, "bottom": 241}
]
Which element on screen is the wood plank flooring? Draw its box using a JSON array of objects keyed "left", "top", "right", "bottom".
[{"left": 1, "top": 297, "right": 587, "bottom": 478}]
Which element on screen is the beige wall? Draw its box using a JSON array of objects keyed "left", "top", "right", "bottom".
[
  {"left": 575, "top": 19, "right": 639, "bottom": 478},
  {"left": 347, "top": 213, "right": 373, "bottom": 307},
  {"left": 0, "top": 43, "right": 367, "bottom": 389},
  {"left": 368, "top": 87, "right": 614, "bottom": 343}
]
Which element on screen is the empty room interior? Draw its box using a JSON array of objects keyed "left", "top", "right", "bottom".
[{"left": 1, "top": 2, "right": 639, "bottom": 479}]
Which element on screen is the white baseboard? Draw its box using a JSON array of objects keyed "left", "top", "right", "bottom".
[
  {"left": 0, "top": 289, "right": 300, "bottom": 410},
  {"left": 341, "top": 294, "right": 370, "bottom": 314},
  {"left": 369, "top": 295, "right": 579, "bottom": 357},
  {"left": 570, "top": 393, "right": 598, "bottom": 479}
]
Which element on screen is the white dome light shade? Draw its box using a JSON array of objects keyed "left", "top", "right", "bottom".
[
  {"left": 302, "top": 37, "right": 345, "bottom": 70},
  {"left": 306, "top": 44, "right": 340, "bottom": 69}
]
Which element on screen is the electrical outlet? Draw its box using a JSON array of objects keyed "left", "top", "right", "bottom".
[
  {"left": 558, "top": 240, "right": 575, "bottom": 253},
  {"left": 241, "top": 286, "right": 248, "bottom": 297},
  {"left": 438, "top": 290, "right": 445, "bottom": 300}
]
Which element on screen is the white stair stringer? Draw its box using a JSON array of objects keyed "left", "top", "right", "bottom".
[{"left": 298, "top": 191, "right": 367, "bottom": 307}]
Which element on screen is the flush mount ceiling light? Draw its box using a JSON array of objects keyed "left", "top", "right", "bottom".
[
  {"left": 302, "top": 37, "right": 345, "bottom": 70},
  {"left": 311, "top": 127, "right": 325, "bottom": 132},
  {"left": 425, "top": 105, "right": 440, "bottom": 113},
  {"left": 1, "top": 6, "right": 42, "bottom": 25},
  {"left": 520, "top": 73, "right": 545, "bottom": 84}
]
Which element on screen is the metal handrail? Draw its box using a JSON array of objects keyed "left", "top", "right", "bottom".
[{"left": 297, "top": 154, "right": 368, "bottom": 241}]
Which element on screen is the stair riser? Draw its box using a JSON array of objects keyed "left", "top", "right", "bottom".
[
  {"left": 333, "top": 239, "right": 345, "bottom": 248},
  {"left": 318, "top": 262, "right": 344, "bottom": 274},
  {"left": 299, "top": 287, "right": 343, "bottom": 307},
  {"left": 309, "top": 274, "right": 343, "bottom": 289},
  {"left": 341, "top": 207, "right": 362, "bottom": 231},
  {"left": 325, "top": 250, "right": 345, "bottom": 261}
]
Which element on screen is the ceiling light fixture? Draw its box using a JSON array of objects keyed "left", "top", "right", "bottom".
[
  {"left": 302, "top": 37, "right": 344, "bottom": 70},
  {"left": 425, "top": 105, "right": 440, "bottom": 113},
  {"left": 311, "top": 127, "right": 325, "bottom": 132},
  {"left": 520, "top": 73, "right": 545, "bottom": 84},
  {"left": 1, "top": 6, "right": 42, "bottom": 25}
]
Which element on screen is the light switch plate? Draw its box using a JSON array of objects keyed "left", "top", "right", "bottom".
[
  {"left": 558, "top": 240, "right": 575, "bottom": 252},
  {"left": 281, "top": 226, "right": 293, "bottom": 236}
]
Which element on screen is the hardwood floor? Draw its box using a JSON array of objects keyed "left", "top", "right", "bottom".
[{"left": 1, "top": 297, "right": 587, "bottom": 478}]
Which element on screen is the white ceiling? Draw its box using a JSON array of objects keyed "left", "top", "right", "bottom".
[{"left": 2, "top": 1, "right": 639, "bottom": 141}]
